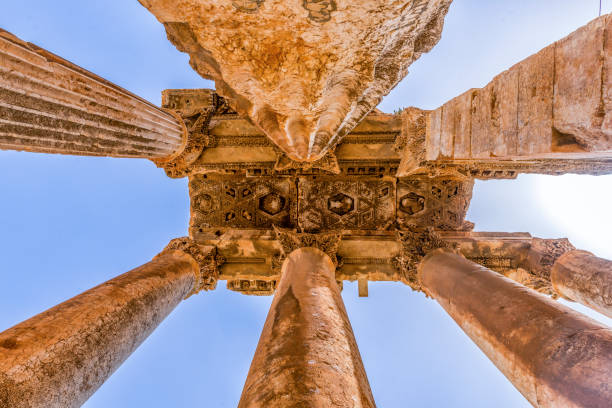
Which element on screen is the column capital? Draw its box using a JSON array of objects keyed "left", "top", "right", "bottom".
[
  {"left": 394, "top": 226, "right": 457, "bottom": 292},
  {"left": 518, "top": 238, "right": 576, "bottom": 297},
  {"left": 152, "top": 107, "right": 213, "bottom": 178},
  {"left": 273, "top": 226, "right": 341, "bottom": 268},
  {"left": 152, "top": 91, "right": 231, "bottom": 178},
  {"left": 160, "top": 237, "right": 222, "bottom": 296}
]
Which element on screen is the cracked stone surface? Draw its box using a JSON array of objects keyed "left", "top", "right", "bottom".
[{"left": 139, "top": 0, "right": 452, "bottom": 161}]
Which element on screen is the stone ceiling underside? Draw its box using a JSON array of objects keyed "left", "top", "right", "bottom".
[{"left": 139, "top": 0, "right": 452, "bottom": 162}]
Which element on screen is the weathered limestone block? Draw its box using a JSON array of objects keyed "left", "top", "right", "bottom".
[
  {"left": 419, "top": 13, "right": 612, "bottom": 176},
  {"left": 239, "top": 247, "right": 375, "bottom": 407},
  {"left": 0, "top": 29, "right": 185, "bottom": 158},
  {"left": 139, "top": 0, "right": 452, "bottom": 162},
  {"left": 419, "top": 250, "right": 612, "bottom": 408},
  {"left": 554, "top": 15, "right": 611, "bottom": 151},
  {"left": 551, "top": 250, "right": 612, "bottom": 318}
]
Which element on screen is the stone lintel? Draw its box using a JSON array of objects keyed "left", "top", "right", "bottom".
[
  {"left": 194, "top": 230, "right": 580, "bottom": 297},
  {"left": 414, "top": 14, "right": 612, "bottom": 178}
]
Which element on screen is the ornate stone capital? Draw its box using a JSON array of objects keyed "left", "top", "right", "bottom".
[
  {"left": 273, "top": 226, "right": 342, "bottom": 269},
  {"left": 161, "top": 237, "right": 222, "bottom": 297},
  {"left": 394, "top": 225, "right": 457, "bottom": 292},
  {"left": 525, "top": 238, "right": 576, "bottom": 280},
  {"left": 153, "top": 107, "right": 215, "bottom": 178}
]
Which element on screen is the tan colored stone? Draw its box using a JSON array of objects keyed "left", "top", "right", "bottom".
[
  {"left": 139, "top": 0, "right": 452, "bottom": 162},
  {"left": 0, "top": 29, "right": 185, "bottom": 158},
  {"left": 419, "top": 250, "right": 612, "bottom": 408},
  {"left": 239, "top": 247, "right": 375, "bottom": 407},
  {"left": 552, "top": 250, "right": 612, "bottom": 318},
  {"left": 418, "top": 13, "right": 612, "bottom": 178},
  {"left": 517, "top": 44, "right": 554, "bottom": 156},
  {"left": 0, "top": 251, "right": 198, "bottom": 408},
  {"left": 554, "top": 15, "right": 610, "bottom": 151}
]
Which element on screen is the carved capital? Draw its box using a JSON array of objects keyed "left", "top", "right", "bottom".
[
  {"left": 161, "top": 237, "right": 223, "bottom": 297},
  {"left": 273, "top": 226, "right": 342, "bottom": 268},
  {"left": 274, "top": 151, "right": 341, "bottom": 174},
  {"left": 394, "top": 225, "right": 457, "bottom": 292},
  {"left": 153, "top": 107, "right": 214, "bottom": 178},
  {"left": 154, "top": 93, "right": 232, "bottom": 178},
  {"left": 525, "top": 238, "right": 575, "bottom": 280}
]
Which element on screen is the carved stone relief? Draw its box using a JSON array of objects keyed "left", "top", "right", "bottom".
[
  {"left": 397, "top": 177, "right": 474, "bottom": 230},
  {"left": 298, "top": 178, "right": 395, "bottom": 232},
  {"left": 227, "top": 279, "right": 277, "bottom": 295},
  {"left": 189, "top": 177, "right": 297, "bottom": 233}
]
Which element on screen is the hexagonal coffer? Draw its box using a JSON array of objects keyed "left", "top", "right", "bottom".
[
  {"left": 327, "top": 193, "right": 354, "bottom": 216},
  {"left": 259, "top": 193, "right": 286, "bottom": 216}
]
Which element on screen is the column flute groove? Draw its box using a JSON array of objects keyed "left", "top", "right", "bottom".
[{"left": 0, "top": 28, "right": 186, "bottom": 159}]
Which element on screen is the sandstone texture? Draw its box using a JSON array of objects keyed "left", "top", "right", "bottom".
[
  {"left": 138, "top": 0, "right": 452, "bottom": 161},
  {"left": 0, "top": 251, "right": 198, "bottom": 408},
  {"left": 552, "top": 250, "right": 612, "bottom": 318},
  {"left": 0, "top": 29, "right": 185, "bottom": 158},
  {"left": 239, "top": 247, "right": 375, "bottom": 407},
  {"left": 426, "top": 14, "right": 612, "bottom": 162},
  {"left": 419, "top": 250, "right": 612, "bottom": 408}
]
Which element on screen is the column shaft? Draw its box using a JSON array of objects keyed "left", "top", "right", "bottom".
[
  {"left": 419, "top": 250, "right": 612, "bottom": 408},
  {"left": 0, "top": 29, "right": 185, "bottom": 158},
  {"left": 552, "top": 250, "right": 612, "bottom": 318},
  {"left": 239, "top": 247, "right": 376, "bottom": 407},
  {"left": 0, "top": 250, "right": 198, "bottom": 408}
]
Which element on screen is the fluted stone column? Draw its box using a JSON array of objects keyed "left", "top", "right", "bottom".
[
  {"left": 239, "top": 247, "right": 376, "bottom": 407},
  {"left": 551, "top": 250, "right": 612, "bottom": 318},
  {"left": 0, "top": 28, "right": 185, "bottom": 158},
  {"left": 0, "top": 238, "right": 217, "bottom": 408},
  {"left": 419, "top": 249, "right": 612, "bottom": 408}
]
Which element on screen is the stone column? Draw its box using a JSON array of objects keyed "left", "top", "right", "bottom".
[
  {"left": 551, "top": 250, "right": 612, "bottom": 318},
  {"left": 419, "top": 249, "right": 612, "bottom": 408},
  {"left": 0, "top": 238, "right": 217, "bottom": 408},
  {"left": 238, "top": 247, "right": 376, "bottom": 407},
  {"left": 0, "top": 28, "right": 186, "bottom": 159}
]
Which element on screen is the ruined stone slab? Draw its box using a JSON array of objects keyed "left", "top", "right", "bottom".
[
  {"left": 517, "top": 44, "right": 554, "bottom": 156},
  {"left": 418, "top": 13, "right": 612, "bottom": 177},
  {"left": 139, "top": 0, "right": 452, "bottom": 162},
  {"left": 554, "top": 15, "right": 610, "bottom": 152}
]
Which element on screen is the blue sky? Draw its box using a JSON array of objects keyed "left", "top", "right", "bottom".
[{"left": 1, "top": 1, "right": 611, "bottom": 407}]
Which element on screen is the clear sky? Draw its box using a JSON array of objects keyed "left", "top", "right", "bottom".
[{"left": 0, "top": 1, "right": 611, "bottom": 407}]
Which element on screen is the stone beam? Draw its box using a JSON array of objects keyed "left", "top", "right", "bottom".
[
  {"left": 0, "top": 238, "right": 217, "bottom": 408},
  {"left": 551, "top": 250, "right": 612, "bottom": 318},
  {"left": 0, "top": 29, "right": 185, "bottom": 159},
  {"left": 419, "top": 249, "right": 612, "bottom": 408},
  {"left": 139, "top": 0, "right": 452, "bottom": 162},
  {"left": 399, "top": 14, "right": 612, "bottom": 178},
  {"left": 238, "top": 247, "right": 375, "bottom": 407}
]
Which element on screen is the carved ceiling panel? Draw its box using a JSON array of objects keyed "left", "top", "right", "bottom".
[
  {"left": 298, "top": 178, "right": 395, "bottom": 232},
  {"left": 189, "top": 176, "right": 297, "bottom": 233},
  {"left": 397, "top": 177, "right": 474, "bottom": 230}
]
